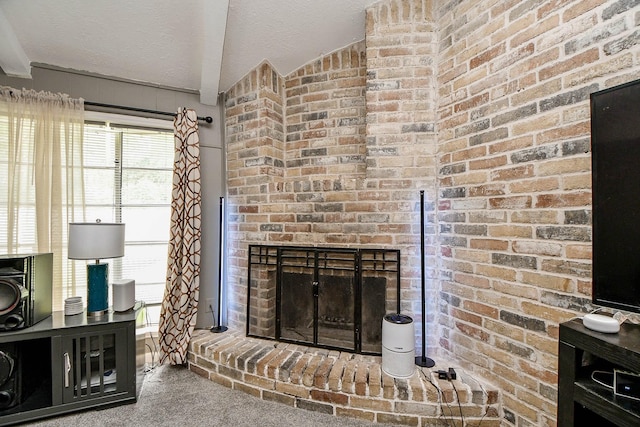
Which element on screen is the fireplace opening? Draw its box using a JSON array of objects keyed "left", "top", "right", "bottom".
[{"left": 247, "top": 245, "right": 400, "bottom": 355}]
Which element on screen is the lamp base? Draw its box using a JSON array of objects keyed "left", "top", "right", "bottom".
[
  {"left": 87, "top": 309, "right": 108, "bottom": 318},
  {"left": 87, "top": 263, "right": 109, "bottom": 316},
  {"left": 210, "top": 325, "right": 228, "bottom": 333},
  {"left": 415, "top": 355, "right": 435, "bottom": 368}
]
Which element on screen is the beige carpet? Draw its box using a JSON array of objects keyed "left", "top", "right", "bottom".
[{"left": 22, "top": 364, "right": 397, "bottom": 427}]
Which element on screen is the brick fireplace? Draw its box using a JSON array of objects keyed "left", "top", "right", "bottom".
[
  {"left": 187, "top": 0, "right": 640, "bottom": 425},
  {"left": 222, "top": 19, "right": 439, "bottom": 351},
  {"left": 246, "top": 245, "right": 400, "bottom": 354}
]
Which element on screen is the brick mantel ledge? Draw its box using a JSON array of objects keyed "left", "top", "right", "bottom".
[{"left": 187, "top": 328, "right": 501, "bottom": 426}]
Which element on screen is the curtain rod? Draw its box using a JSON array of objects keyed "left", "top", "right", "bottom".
[{"left": 84, "top": 101, "right": 214, "bottom": 124}]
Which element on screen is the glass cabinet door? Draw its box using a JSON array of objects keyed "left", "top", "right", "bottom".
[{"left": 61, "top": 327, "right": 127, "bottom": 403}]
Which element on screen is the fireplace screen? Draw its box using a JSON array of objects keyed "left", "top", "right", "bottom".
[{"left": 247, "top": 245, "right": 400, "bottom": 355}]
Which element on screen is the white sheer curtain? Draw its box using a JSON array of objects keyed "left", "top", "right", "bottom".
[{"left": 0, "top": 86, "right": 85, "bottom": 310}]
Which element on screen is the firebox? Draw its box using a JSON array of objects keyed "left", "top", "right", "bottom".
[{"left": 247, "top": 245, "right": 400, "bottom": 355}]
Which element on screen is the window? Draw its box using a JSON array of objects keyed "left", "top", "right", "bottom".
[
  {"left": 83, "top": 114, "right": 174, "bottom": 325},
  {"left": 0, "top": 110, "right": 174, "bottom": 325}
]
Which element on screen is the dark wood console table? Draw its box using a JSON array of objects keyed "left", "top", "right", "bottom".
[
  {"left": 0, "top": 306, "right": 146, "bottom": 426},
  {"left": 558, "top": 318, "right": 640, "bottom": 426}
]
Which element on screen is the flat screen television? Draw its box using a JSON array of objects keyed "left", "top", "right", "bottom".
[{"left": 591, "top": 78, "right": 640, "bottom": 314}]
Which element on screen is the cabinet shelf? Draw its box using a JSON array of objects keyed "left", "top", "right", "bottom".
[
  {"left": 0, "top": 379, "right": 51, "bottom": 416},
  {"left": 574, "top": 380, "right": 640, "bottom": 425},
  {"left": 79, "top": 369, "right": 117, "bottom": 390},
  {"left": 559, "top": 319, "right": 640, "bottom": 427}
]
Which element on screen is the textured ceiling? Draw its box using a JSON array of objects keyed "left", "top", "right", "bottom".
[{"left": 0, "top": 0, "right": 379, "bottom": 105}]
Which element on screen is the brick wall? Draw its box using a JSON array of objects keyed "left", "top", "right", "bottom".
[
  {"left": 365, "top": 0, "right": 439, "bottom": 351},
  {"left": 225, "top": 61, "right": 285, "bottom": 328},
  {"left": 435, "top": 0, "right": 640, "bottom": 426},
  {"left": 223, "top": 0, "right": 640, "bottom": 426}
]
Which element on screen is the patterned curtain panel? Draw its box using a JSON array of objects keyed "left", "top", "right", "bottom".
[{"left": 158, "top": 108, "right": 202, "bottom": 365}]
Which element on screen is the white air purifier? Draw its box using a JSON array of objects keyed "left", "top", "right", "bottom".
[
  {"left": 112, "top": 279, "right": 135, "bottom": 312},
  {"left": 381, "top": 313, "right": 415, "bottom": 378}
]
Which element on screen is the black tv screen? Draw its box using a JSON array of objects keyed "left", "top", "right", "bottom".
[{"left": 591, "top": 78, "right": 640, "bottom": 313}]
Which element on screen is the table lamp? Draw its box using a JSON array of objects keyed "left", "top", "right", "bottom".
[{"left": 68, "top": 220, "right": 125, "bottom": 317}]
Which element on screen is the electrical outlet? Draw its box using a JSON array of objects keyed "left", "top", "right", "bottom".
[{"left": 205, "top": 299, "right": 215, "bottom": 313}]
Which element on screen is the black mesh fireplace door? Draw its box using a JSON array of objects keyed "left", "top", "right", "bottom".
[{"left": 247, "top": 245, "right": 400, "bottom": 355}]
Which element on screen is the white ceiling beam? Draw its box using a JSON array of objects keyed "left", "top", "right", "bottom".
[
  {"left": 199, "top": 0, "right": 229, "bottom": 106},
  {"left": 0, "top": 7, "right": 31, "bottom": 78}
]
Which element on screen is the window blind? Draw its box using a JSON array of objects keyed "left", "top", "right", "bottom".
[{"left": 83, "top": 122, "right": 173, "bottom": 322}]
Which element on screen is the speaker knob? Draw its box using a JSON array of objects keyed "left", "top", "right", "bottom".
[
  {"left": 0, "top": 390, "right": 15, "bottom": 408},
  {"left": 2, "top": 315, "right": 23, "bottom": 330}
]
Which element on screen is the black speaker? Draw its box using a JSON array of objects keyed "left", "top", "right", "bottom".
[
  {"left": 0, "top": 253, "right": 52, "bottom": 331},
  {"left": 0, "top": 343, "right": 21, "bottom": 409}
]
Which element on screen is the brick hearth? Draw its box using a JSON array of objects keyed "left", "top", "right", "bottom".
[{"left": 187, "top": 328, "right": 500, "bottom": 426}]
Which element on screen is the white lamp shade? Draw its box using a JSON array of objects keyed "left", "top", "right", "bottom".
[{"left": 68, "top": 222, "right": 125, "bottom": 260}]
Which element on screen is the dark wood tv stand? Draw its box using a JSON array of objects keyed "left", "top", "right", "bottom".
[
  {"left": 0, "top": 307, "right": 146, "bottom": 426},
  {"left": 558, "top": 318, "right": 640, "bottom": 426}
]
